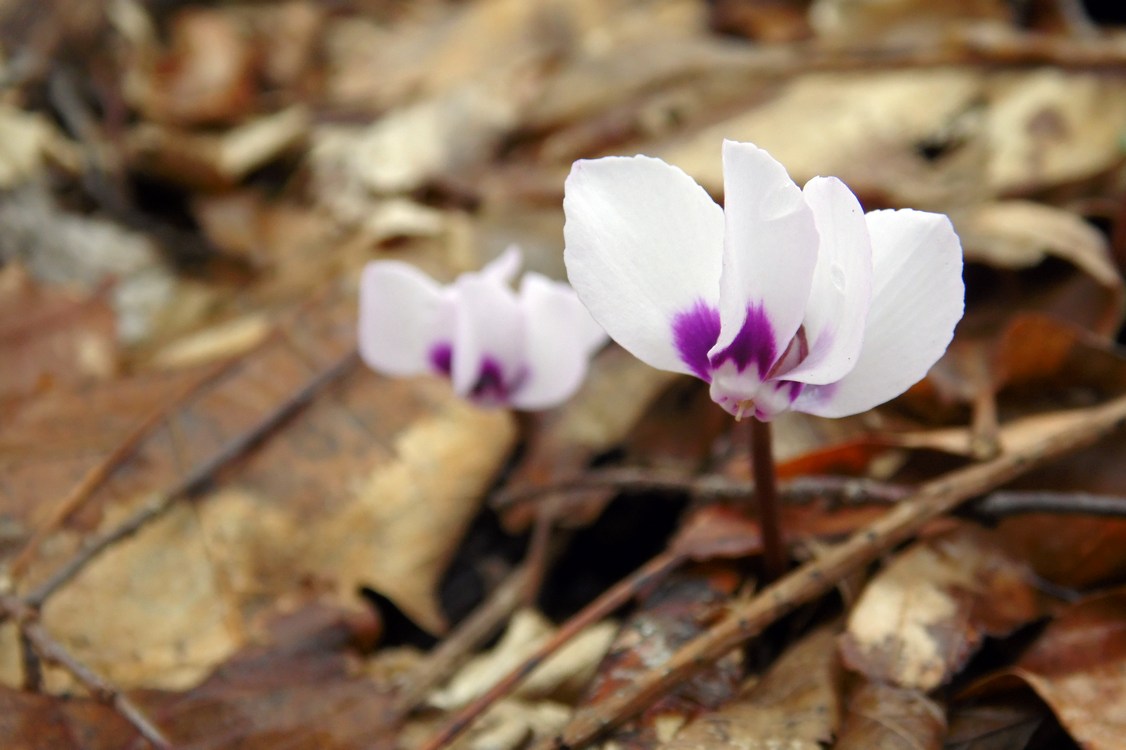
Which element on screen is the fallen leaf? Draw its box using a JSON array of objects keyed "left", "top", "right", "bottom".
[
  {"left": 661, "top": 625, "right": 841, "bottom": 749},
  {"left": 131, "top": 6, "right": 257, "bottom": 125},
  {"left": 835, "top": 681, "right": 946, "bottom": 750},
  {"left": 954, "top": 201, "right": 1123, "bottom": 320},
  {"left": 574, "top": 565, "right": 745, "bottom": 746},
  {"left": 840, "top": 524, "right": 1047, "bottom": 691},
  {"left": 125, "top": 106, "right": 310, "bottom": 191},
  {"left": 966, "top": 588, "right": 1126, "bottom": 750},
  {"left": 3, "top": 292, "right": 515, "bottom": 690},
  {"left": 0, "top": 266, "right": 117, "bottom": 408}
]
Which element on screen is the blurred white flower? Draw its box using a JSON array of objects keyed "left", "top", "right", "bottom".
[{"left": 359, "top": 246, "right": 607, "bottom": 409}]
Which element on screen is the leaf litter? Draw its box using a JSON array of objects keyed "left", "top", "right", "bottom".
[{"left": 3, "top": 1, "right": 1126, "bottom": 748}]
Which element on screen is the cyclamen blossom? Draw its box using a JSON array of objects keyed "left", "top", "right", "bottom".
[
  {"left": 563, "top": 140, "right": 964, "bottom": 421},
  {"left": 359, "top": 247, "right": 607, "bottom": 409}
]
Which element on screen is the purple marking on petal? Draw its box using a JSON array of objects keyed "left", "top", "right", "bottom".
[
  {"left": 429, "top": 343, "right": 453, "bottom": 375},
  {"left": 709, "top": 304, "right": 776, "bottom": 378},
  {"left": 672, "top": 301, "right": 721, "bottom": 382},
  {"left": 471, "top": 357, "right": 528, "bottom": 405}
]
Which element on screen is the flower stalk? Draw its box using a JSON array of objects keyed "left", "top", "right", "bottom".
[{"left": 750, "top": 418, "right": 786, "bottom": 581}]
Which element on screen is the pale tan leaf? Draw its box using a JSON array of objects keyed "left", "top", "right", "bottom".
[{"left": 840, "top": 525, "right": 1045, "bottom": 691}]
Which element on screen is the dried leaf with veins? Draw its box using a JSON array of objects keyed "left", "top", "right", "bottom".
[{"left": 840, "top": 524, "right": 1046, "bottom": 691}]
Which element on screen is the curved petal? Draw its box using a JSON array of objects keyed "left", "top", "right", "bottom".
[
  {"left": 451, "top": 272, "right": 525, "bottom": 401},
  {"left": 711, "top": 141, "right": 818, "bottom": 369},
  {"left": 509, "top": 273, "right": 608, "bottom": 410},
  {"left": 358, "top": 261, "right": 449, "bottom": 376},
  {"left": 795, "top": 209, "right": 964, "bottom": 417},
  {"left": 564, "top": 155, "right": 724, "bottom": 376},
  {"left": 481, "top": 245, "right": 522, "bottom": 285},
  {"left": 784, "top": 176, "right": 873, "bottom": 384}
]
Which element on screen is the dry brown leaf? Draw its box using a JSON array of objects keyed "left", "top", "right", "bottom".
[
  {"left": 840, "top": 524, "right": 1046, "bottom": 691},
  {"left": 955, "top": 201, "right": 1121, "bottom": 292},
  {"left": 985, "top": 70, "right": 1126, "bottom": 194},
  {"left": 835, "top": 681, "right": 946, "bottom": 750},
  {"left": 125, "top": 106, "right": 310, "bottom": 191},
  {"left": 661, "top": 626, "right": 841, "bottom": 749},
  {"left": 2, "top": 292, "right": 515, "bottom": 688},
  {"left": 0, "top": 184, "right": 180, "bottom": 346},
  {"left": 0, "top": 267, "right": 117, "bottom": 407},
  {"left": 129, "top": 6, "right": 257, "bottom": 125},
  {"left": 810, "top": 0, "right": 1011, "bottom": 43},
  {"left": 966, "top": 589, "right": 1126, "bottom": 750},
  {"left": 655, "top": 69, "right": 985, "bottom": 208}
]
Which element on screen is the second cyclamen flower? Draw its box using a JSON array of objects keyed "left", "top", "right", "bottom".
[
  {"left": 359, "top": 247, "right": 607, "bottom": 410},
  {"left": 563, "top": 140, "right": 964, "bottom": 421}
]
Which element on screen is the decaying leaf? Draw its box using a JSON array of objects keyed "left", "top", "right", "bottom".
[
  {"left": 840, "top": 524, "right": 1046, "bottom": 691},
  {"left": 661, "top": 625, "right": 841, "bottom": 749},
  {"left": 966, "top": 588, "right": 1126, "bottom": 750},
  {"left": 3, "top": 293, "right": 515, "bottom": 689},
  {"left": 835, "top": 681, "right": 946, "bottom": 750}
]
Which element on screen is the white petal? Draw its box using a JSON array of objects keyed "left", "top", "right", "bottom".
[
  {"left": 795, "top": 209, "right": 964, "bottom": 417},
  {"left": 509, "top": 273, "right": 608, "bottom": 410},
  {"left": 564, "top": 155, "right": 725, "bottom": 376},
  {"left": 784, "top": 176, "right": 873, "bottom": 385},
  {"left": 711, "top": 141, "right": 818, "bottom": 368},
  {"left": 358, "top": 261, "right": 449, "bottom": 376},
  {"left": 450, "top": 272, "right": 525, "bottom": 398},
  {"left": 481, "top": 245, "right": 523, "bottom": 284}
]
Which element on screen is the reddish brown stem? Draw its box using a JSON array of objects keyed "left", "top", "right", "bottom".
[{"left": 750, "top": 418, "right": 786, "bottom": 582}]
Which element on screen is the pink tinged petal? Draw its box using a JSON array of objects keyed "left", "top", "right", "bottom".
[
  {"left": 711, "top": 140, "right": 819, "bottom": 369},
  {"left": 795, "top": 209, "right": 964, "bottom": 418},
  {"left": 451, "top": 272, "right": 527, "bottom": 404},
  {"left": 358, "top": 261, "right": 450, "bottom": 376},
  {"left": 509, "top": 273, "right": 608, "bottom": 410},
  {"left": 784, "top": 176, "right": 874, "bottom": 385},
  {"left": 564, "top": 155, "right": 725, "bottom": 377}
]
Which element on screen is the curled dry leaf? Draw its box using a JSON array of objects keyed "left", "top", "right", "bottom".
[
  {"left": 956, "top": 201, "right": 1120, "bottom": 292},
  {"left": 840, "top": 524, "right": 1046, "bottom": 691},
  {"left": 965, "top": 588, "right": 1126, "bottom": 750},
  {"left": 661, "top": 626, "right": 841, "bottom": 749}
]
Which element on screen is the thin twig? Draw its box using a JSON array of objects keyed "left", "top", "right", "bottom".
[
  {"left": 0, "top": 595, "right": 171, "bottom": 748},
  {"left": 24, "top": 350, "right": 359, "bottom": 608},
  {"left": 420, "top": 551, "right": 682, "bottom": 750},
  {"left": 975, "top": 490, "right": 1126, "bottom": 518},
  {"left": 391, "top": 564, "right": 533, "bottom": 718},
  {"left": 540, "top": 395, "right": 1126, "bottom": 748},
  {"left": 23, "top": 620, "right": 172, "bottom": 749},
  {"left": 750, "top": 419, "right": 786, "bottom": 581},
  {"left": 492, "top": 468, "right": 750, "bottom": 509}
]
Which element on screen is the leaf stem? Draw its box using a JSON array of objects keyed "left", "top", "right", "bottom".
[{"left": 751, "top": 418, "right": 787, "bottom": 582}]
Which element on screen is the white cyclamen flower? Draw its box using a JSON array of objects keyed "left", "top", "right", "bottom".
[
  {"left": 359, "top": 246, "right": 607, "bottom": 409},
  {"left": 563, "top": 140, "right": 964, "bottom": 421}
]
